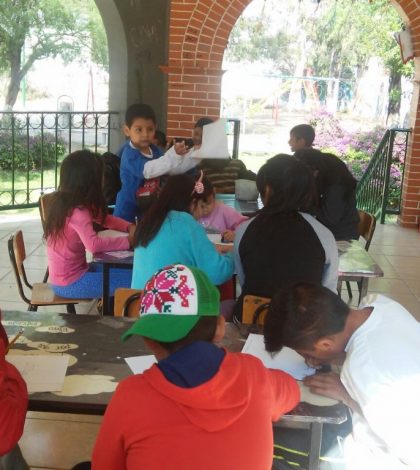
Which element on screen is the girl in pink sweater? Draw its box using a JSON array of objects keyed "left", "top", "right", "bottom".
[{"left": 45, "top": 151, "right": 135, "bottom": 299}]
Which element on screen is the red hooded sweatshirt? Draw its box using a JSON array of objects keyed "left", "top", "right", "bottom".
[
  {"left": 0, "top": 315, "right": 28, "bottom": 456},
  {"left": 92, "top": 351, "right": 299, "bottom": 470}
]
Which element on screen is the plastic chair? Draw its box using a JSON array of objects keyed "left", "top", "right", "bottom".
[
  {"left": 340, "top": 210, "right": 377, "bottom": 303},
  {"left": 8, "top": 230, "right": 89, "bottom": 313},
  {"left": 242, "top": 294, "right": 271, "bottom": 326},
  {"left": 114, "top": 288, "right": 142, "bottom": 317}
]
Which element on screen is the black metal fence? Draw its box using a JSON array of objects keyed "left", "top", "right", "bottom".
[{"left": 356, "top": 128, "right": 410, "bottom": 223}]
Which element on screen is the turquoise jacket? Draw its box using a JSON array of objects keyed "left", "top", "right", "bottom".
[{"left": 132, "top": 211, "right": 234, "bottom": 288}]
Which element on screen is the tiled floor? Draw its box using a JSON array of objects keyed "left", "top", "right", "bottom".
[{"left": 1, "top": 212, "right": 420, "bottom": 469}]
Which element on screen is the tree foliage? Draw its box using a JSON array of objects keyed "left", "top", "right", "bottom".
[{"left": 0, "top": 0, "right": 108, "bottom": 109}]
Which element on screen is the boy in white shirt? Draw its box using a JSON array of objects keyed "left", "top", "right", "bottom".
[{"left": 264, "top": 284, "right": 420, "bottom": 469}]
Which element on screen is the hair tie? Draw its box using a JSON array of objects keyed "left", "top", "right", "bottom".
[{"left": 194, "top": 171, "right": 204, "bottom": 194}]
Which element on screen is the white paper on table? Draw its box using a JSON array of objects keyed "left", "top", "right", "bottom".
[
  {"left": 241, "top": 334, "right": 315, "bottom": 380},
  {"left": 103, "top": 250, "right": 133, "bottom": 259},
  {"left": 7, "top": 354, "right": 69, "bottom": 393},
  {"left": 125, "top": 355, "right": 157, "bottom": 374},
  {"left": 98, "top": 229, "right": 128, "bottom": 238},
  {"left": 198, "top": 118, "right": 230, "bottom": 159},
  {"left": 207, "top": 233, "right": 222, "bottom": 244}
]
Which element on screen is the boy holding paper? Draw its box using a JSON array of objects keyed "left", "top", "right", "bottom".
[
  {"left": 264, "top": 283, "right": 420, "bottom": 469},
  {"left": 92, "top": 264, "right": 299, "bottom": 470}
]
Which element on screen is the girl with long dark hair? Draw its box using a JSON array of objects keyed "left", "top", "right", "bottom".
[
  {"left": 233, "top": 154, "right": 338, "bottom": 320},
  {"left": 45, "top": 150, "right": 135, "bottom": 299},
  {"left": 131, "top": 173, "right": 234, "bottom": 289}
]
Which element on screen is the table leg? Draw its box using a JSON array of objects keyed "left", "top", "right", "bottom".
[
  {"left": 358, "top": 278, "right": 369, "bottom": 305},
  {"left": 308, "top": 422, "right": 323, "bottom": 470},
  {"left": 102, "top": 264, "right": 110, "bottom": 316}
]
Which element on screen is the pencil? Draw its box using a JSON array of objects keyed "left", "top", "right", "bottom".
[{"left": 5, "top": 329, "right": 24, "bottom": 354}]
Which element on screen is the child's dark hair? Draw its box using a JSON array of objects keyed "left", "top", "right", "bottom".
[
  {"left": 290, "top": 124, "right": 315, "bottom": 146},
  {"left": 134, "top": 174, "right": 200, "bottom": 247},
  {"left": 153, "top": 316, "right": 218, "bottom": 354},
  {"left": 264, "top": 283, "right": 349, "bottom": 352},
  {"left": 256, "top": 154, "right": 317, "bottom": 222},
  {"left": 154, "top": 130, "right": 167, "bottom": 147},
  {"left": 44, "top": 150, "right": 107, "bottom": 241},
  {"left": 194, "top": 117, "right": 213, "bottom": 129},
  {"left": 125, "top": 103, "right": 156, "bottom": 127}
]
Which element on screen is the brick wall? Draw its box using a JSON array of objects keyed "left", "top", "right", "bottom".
[{"left": 165, "top": 0, "right": 420, "bottom": 228}]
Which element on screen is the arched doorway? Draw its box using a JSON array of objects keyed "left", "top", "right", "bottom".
[{"left": 166, "top": 0, "right": 420, "bottom": 228}]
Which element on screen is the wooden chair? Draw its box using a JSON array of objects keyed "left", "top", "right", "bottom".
[
  {"left": 8, "top": 230, "right": 89, "bottom": 313},
  {"left": 114, "top": 288, "right": 142, "bottom": 317},
  {"left": 242, "top": 294, "right": 271, "bottom": 326},
  {"left": 340, "top": 210, "right": 377, "bottom": 303}
]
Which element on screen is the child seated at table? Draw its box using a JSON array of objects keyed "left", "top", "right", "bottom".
[
  {"left": 198, "top": 176, "right": 248, "bottom": 242},
  {"left": 130, "top": 173, "right": 234, "bottom": 290},
  {"left": 45, "top": 150, "right": 135, "bottom": 299},
  {"left": 114, "top": 103, "right": 200, "bottom": 222},
  {"left": 92, "top": 264, "right": 300, "bottom": 470},
  {"left": 264, "top": 284, "right": 420, "bottom": 469},
  {"left": 194, "top": 117, "right": 256, "bottom": 193}
]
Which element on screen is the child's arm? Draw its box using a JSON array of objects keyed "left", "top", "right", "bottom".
[
  {"left": 143, "top": 144, "right": 200, "bottom": 179},
  {"left": 70, "top": 208, "right": 130, "bottom": 253}
]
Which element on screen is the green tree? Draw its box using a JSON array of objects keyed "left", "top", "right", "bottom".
[{"left": 0, "top": 0, "right": 108, "bottom": 109}]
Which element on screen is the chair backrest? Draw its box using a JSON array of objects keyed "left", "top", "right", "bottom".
[
  {"left": 8, "top": 231, "right": 31, "bottom": 304},
  {"left": 242, "top": 294, "right": 271, "bottom": 326},
  {"left": 38, "top": 192, "right": 55, "bottom": 235},
  {"left": 357, "top": 210, "right": 376, "bottom": 251},
  {"left": 114, "top": 288, "right": 142, "bottom": 317}
]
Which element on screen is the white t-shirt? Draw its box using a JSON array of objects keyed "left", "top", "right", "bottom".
[{"left": 341, "top": 294, "right": 420, "bottom": 469}]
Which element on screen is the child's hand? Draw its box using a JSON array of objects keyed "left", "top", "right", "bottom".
[
  {"left": 215, "top": 243, "right": 234, "bottom": 254},
  {"left": 127, "top": 224, "right": 136, "bottom": 248},
  {"left": 303, "top": 372, "right": 355, "bottom": 407},
  {"left": 173, "top": 140, "right": 190, "bottom": 156},
  {"left": 221, "top": 230, "right": 235, "bottom": 243}
]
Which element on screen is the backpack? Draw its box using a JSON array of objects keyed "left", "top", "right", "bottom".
[{"left": 102, "top": 152, "right": 121, "bottom": 205}]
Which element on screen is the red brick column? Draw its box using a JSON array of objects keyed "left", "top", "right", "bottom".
[{"left": 163, "top": 0, "right": 251, "bottom": 139}]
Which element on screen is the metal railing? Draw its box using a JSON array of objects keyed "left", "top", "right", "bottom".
[
  {"left": 0, "top": 112, "right": 243, "bottom": 211},
  {"left": 356, "top": 128, "right": 410, "bottom": 223},
  {"left": 0, "top": 111, "right": 119, "bottom": 210}
]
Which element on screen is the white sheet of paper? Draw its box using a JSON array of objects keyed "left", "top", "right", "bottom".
[
  {"left": 241, "top": 334, "right": 315, "bottom": 380},
  {"left": 125, "top": 355, "right": 157, "bottom": 374},
  {"left": 207, "top": 233, "right": 222, "bottom": 243},
  {"left": 98, "top": 229, "right": 128, "bottom": 238},
  {"left": 7, "top": 354, "right": 69, "bottom": 393},
  {"left": 103, "top": 250, "right": 133, "bottom": 259},
  {"left": 198, "top": 118, "right": 230, "bottom": 159}
]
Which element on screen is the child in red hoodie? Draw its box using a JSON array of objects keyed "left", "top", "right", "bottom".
[
  {"left": 0, "top": 310, "right": 29, "bottom": 469},
  {"left": 92, "top": 264, "right": 300, "bottom": 470}
]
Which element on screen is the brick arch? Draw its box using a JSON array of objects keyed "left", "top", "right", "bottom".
[{"left": 166, "top": 0, "right": 420, "bottom": 227}]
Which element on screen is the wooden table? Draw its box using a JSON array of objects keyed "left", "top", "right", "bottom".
[
  {"left": 3, "top": 311, "right": 347, "bottom": 469},
  {"left": 337, "top": 240, "right": 384, "bottom": 302},
  {"left": 92, "top": 251, "right": 133, "bottom": 316}
]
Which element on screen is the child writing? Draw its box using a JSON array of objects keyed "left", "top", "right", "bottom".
[
  {"left": 45, "top": 150, "right": 135, "bottom": 299},
  {"left": 198, "top": 176, "right": 248, "bottom": 242},
  {"left": 92, "top": 264, "right": 300, "bottom": 470},
  {"left": 131, "top": 173, "right": 234, "bottom": 289},
  {"left": 114, "top": 103, "right": 199, "bottom": 222},
  {"left": 264, "top": 284, "right": 420, "bottom": 469}
]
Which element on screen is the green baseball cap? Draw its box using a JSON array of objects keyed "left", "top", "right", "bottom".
[{"left": 122, "top": 264, "right": 220, "bottom": 343}]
